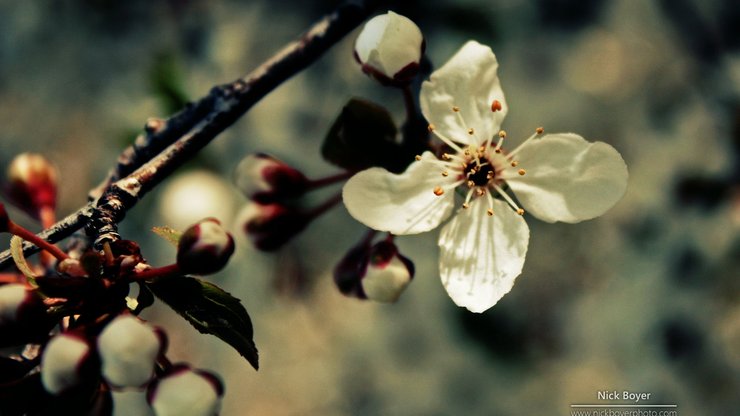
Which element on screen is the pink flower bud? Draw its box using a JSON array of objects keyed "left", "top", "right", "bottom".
[
  {"left": 239, "top": 202, "right": 309, "bottom": 251},
  {"left": 97, "top": 315, "right": 166, "bottom": 388},
  {"left": 177, "top": 218, "right": 235, "bottom": 275},
  {"left": 147, "top": 365, "right": 223, "bottom": 416},
  {"left": 354, "top": 11, "right": 424, "bottom": 86},
  {"left": 234, "top": 153, "right": 308, "bottom": 203},
  {"left": 5, "top": 153, "right": 58, "bottom": 220},
  {"left": 334, "top": 241, "right": 414, "bottom": 303},
  {"left": 0, "top": 283, "right": 50, "bottom": 346},
  {"left": 41, "top": 333, "right": 93, "bottom": 395}
]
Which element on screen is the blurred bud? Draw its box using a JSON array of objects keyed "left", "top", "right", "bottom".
[
  {"left": 5, "top": 153, "right": 58, "bottom": 220},
  {"left": 41, "top": 332, "right": 94, "bottom": 395},
  {"left": 0, "top": 202, "right": 9, "bottom": 232},
  {"left": 147, "top": 365, "right": 223, "bottom": 416},
  {"left": 177, "top": 218, "right": 235, "bottom": 275},
  {"left": 334, "top": 241, "right": 414, "bottom": 303},
  {"left": 0, "top": 284, "right": 51, "bottom": 346},
  {"left": 234, "top": 153, "right": 308, "bottom": 203},
  {"left": 239, "top": 202, "right": 309, "bottom": 251},
  {"left": 97, "top": 315, "right": 166, "bottom": 388},
  {"left": 354, "top": 11, "right": 424, "bottom": 86}
]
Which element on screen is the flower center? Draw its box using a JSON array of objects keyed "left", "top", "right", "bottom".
[{"left": 464, "top": 159, "right": 494, "bottom": 187}]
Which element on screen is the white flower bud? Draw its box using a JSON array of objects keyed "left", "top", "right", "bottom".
[
  {"left": 0, "top": 284, "right": 51, "bottom": 346},
  {"left": 41, "top": 333, "right": 92, "bottom": 395},
  {"left": 177, "top": 218, "right": 235, "bottom": 275},
  {"left": 6, "top": 152, "right": 58, "bottom": 219},
  {"left": 354, "top": 11, "right": 424, "bottom": 86},
  {"left": 362, "top": 241, "right": 414, "bottom": 303},
  {"left": 98, "top": 315, "right": 165, "bottom": 388},
  {"left": 234, "top": 153, "right": 308, "bottom": 203},
  {"left": 148, "top": 366, "right": 223, "bottom": 416},
  {"left": 0, "top": 284, "right": 29, "bottom": 325}
]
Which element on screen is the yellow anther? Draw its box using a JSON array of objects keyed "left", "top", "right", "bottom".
[
  {"left": 441, "top": 171, "right": 449, "bottom": 177},
  {"left": 478, "top": 146, "right": 486, "bottom": 153},
  {"left": 433, "top": 186, "right": 444, "bottom": 196},
  {"left": 415, "top": 155, "right": 422, "bottom": 161},
  {"left": 495, "top": 149, "right": 502, "bottom": 154},
  {"left": 467, "top": 180, "right": 475, "bottom": 188},
  {"left": 468, "top": 128, "right": 475, "bottom": 135},
  {"left": 486, "top": 171, "right": 494, "bottom": 179},
  {"left": 511, "top": 161, "right": 519, "bottom": 167},
  {"left": 475, "top": 188, "right": 485, "bottom": 196},
  {"left": 427, "top": 124, "right": 436, "bottom": 132},
  {"left": 518, "top": 169, "right": 526, "bottom": 176},
  {"left": 452, "top": 106, "right": 460, "bottom": 112},
  {"left": 498, "top": 130, "right": 507, "bottom": 138},
  {"left": 536, "top": 127, "right": 544, "bottom": 135},
  {"left": 442, "top": 153, "right": 451, "bottom": 160},
  {"left": 464, "top": 148, "right": 470, "bottom": 155},
  {"left": 491, "top": 100, "right": 502, "bottom": 112},
  {"left": 468, "top": 168, "right": 477, "bottom": 175},
  {"left": 516, "top": 208, "right": 525, "bottom": 215},
  {"left": 487, "top": 208, "right": 494, "bottom": 216},
  {"left": 462, "top": 203, "right": 470, "bottom": 209}
]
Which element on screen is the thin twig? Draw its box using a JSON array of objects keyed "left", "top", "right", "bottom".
[{"left": 0, "top": 0, "right": 386, "bottom": 267}]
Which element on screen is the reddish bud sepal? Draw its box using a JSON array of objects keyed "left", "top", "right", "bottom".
[
  {"left": 40, "top": 332, "right": 95, "bottom": 395},
  {"left": 0, "top": 283, "right": 52, "bottom": 346},
  {"left": 147, "top": 365, "right": 224, "bottom": 416},
  {"left": 0, "top": 202, "right": 9, "bottom": 232},
  {"left": 239, "top": 202, "right": 309, "bottom": 251},
  {"left": 354, "top": 11, "right": 424, "bottom": 87},
  {"left": 234, "top": 153, "right": 308, "bottom": 203},
  {"left": 97, "top": 315, "right": 167, "bottom": 388},
  {"left": 5, "top": 153, "right": 58, "bottom": 220},
  {"left": 334, "top": 241, "right": 414, "bottom": 303},
  {"left": 177, "top": 218, "right": 235, "bottom": 275}
]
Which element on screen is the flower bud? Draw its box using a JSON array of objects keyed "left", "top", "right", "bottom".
[
  {"left": 97, "top": 315, "right": 166, "bottom": 388},
  {"left": 41, "top": 333, "right": 94, "bottom": 395},
  {"left": 147, "top": 365, "right": 223, "bottom": 416},
  {"left": 354, "top": 11, "right": 424, "bottom": 86},
  {"left": 334, "top": 241, "right": 414, "bottom": 303},
  {"left": 0, "top": 283, "right": 51, "bottom": 346},
  {"left": 239, "top": 202, "right": 309, "bottom": 251},
  {"left": 177, "top": 218, "right": 235, "bottom": 275},
  {"left": 5, "top": 153, "right": 58, "bottom": 220},
  {"left": 234, "top": 153, "right": 308, "bottom": 203}
]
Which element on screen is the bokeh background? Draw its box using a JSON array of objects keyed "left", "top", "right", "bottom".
[{"left": 1, "top": 0, "right": 738, "bottom": 414}]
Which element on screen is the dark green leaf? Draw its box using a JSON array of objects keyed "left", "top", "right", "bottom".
[
  {"left": 146, "top": 276, "right": 258, "bottom": 370},
  {"left": 322, "top": 98, "right": 412, "bottom": 173}
]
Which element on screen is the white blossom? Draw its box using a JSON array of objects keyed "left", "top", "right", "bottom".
[
  {"left": 98, "top": 315, "right": 164, "bottom": 388},
  {"left": 343, "top": 41, "right": 628, "bottom": 313},
  {"left": 41, "top": 333, "right": 91, "bottom": 395},
  {"left": 148, "top": 367, "right": 223, "bottom": 416}
]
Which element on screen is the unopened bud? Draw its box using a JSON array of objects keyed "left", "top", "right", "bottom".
[
  {"left": 334, "top": 241, "right": 414, "bottom": 303},
  {"left": 234, "top": 153, "right": 308, "bottom": 203},
  {"left": 354, "top": 11, "right": 424, "bottom": 86},
  {"left": 177, "top": 218, "right": 235, "bottom": 275},
  {"left": 41, "top": 332, "right": 94, "bottom": 395},
  {"left": 97, "top": 315, "right": 166, "bottom": 388},
  {"left": 147, "top": 365, "right": 224, "bottom": 416},
  {"left": 0, "top": 284, "right": 52, "bottom": 346},
  {"left": 5, "top": 153, "right": 58, "bottom": 219},
  {"left": 239, "top": 202, "right": 309, "bottom": 251}
]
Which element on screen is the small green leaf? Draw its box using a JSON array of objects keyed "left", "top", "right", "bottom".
[
  {"left": 152, "top": 226, "right": 182, "bottom": 247},
  {"left": 322, "top": 98, "right": 412, "bottom": 173},
  {"left": 10, "top": 236, "right": 37, "bottom": 286},
  {"left": 146, "top": 276, "right": 258, "bottom": 370}
]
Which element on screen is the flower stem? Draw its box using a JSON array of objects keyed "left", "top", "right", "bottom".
[
  {"left": 402, "top": 85, "right": 416, "bottom": 122},
  {"left": 7, "top": 222, "right": 69, "bottom": 261},
  {"left": 133, "top": 263, "right": 181, "bottom": 281},
  {"left": 306, "top": 192, "right": 343, "bottom": 219}
]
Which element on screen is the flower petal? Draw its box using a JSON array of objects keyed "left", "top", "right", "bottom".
[
  {"left": 505, "top": 133, "right": 628, "bottom": 223},
  {"left": 438, "top": 198, "right": 529, "bottom": 313},
  {"left": 420, "top": 41, "right": 507, "bottom": 146},
  {"left": 343, "top": 152, "right": 455, "bottom": 235},
  {"left": 354, "top": 11, "right": 423, "bottom": 78}
]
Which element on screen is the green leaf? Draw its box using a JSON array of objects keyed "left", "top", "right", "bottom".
[
  {"left": 151, "top": 226, "right": 182, "bottom": 247},
  {"left": 322, "top": 98, "right": 412, "bottom": 173},
  {"left": 146, "top": 276, "right": 258, "bottom": 370},
  {"left": 10, "top": 236, "right": 37, "bottom": 286}
]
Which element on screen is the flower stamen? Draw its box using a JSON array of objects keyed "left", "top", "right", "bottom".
[{"left": 491, "top": 183, "right": 524, "bottom": 214}]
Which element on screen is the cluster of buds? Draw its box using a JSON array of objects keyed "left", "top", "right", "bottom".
[
  {"left": 235, "top": 154, "right": 348, "bottom": 252},
  {"left": 37, "top": 314, "right": 223, "bottom": 415},
  {"left": 334, "top": 239, "right": 415, "bottom": 303}
]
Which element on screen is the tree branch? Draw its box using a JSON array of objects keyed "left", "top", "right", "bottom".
[{"left": 0, "top": 0, "right": 386, "bottom": 267}]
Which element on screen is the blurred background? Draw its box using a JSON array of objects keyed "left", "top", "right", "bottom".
[{"left": 1, "top": 0, "right": 738, "bottom": 414}]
